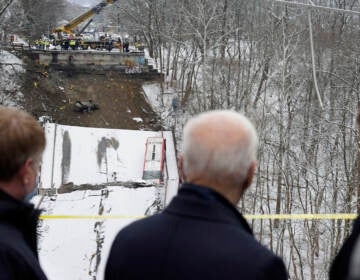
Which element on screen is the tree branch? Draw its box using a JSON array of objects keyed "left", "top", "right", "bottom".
[{"left": 0, "top": 0, "right": 15, "bottom": 19}]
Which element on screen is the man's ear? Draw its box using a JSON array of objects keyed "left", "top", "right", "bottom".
[
  {"left": 178, "top": 154, "right": 186, "bottom": 183},
  {"left": 17, "top": 158, "right": 32, "bottom": 187},
  {"left": 242, "top": 161, "right": 256, "bottom": 193}
]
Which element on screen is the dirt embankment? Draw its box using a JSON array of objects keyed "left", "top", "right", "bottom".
[{"left": 21, "top": 67, "right": 162, "bottom": 130}]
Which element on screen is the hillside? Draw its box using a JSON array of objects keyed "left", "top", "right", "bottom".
[{"left": 20, "top": 67, "right": 163, "bottom": 130}]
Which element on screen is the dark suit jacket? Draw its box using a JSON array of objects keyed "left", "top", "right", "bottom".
[
  {"left": 0, "top": 189, "right": 47, "bottom": 280},
  {"left": 330, "top": 216, "right": 360, "bottom": 280},
  {"left": 105, "top": 183, "right": 288, "bottom": 280}
]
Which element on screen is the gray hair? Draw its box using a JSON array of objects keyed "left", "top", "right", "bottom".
[{"left": 182, "top": 110, "right": 258, "bottom": 185}]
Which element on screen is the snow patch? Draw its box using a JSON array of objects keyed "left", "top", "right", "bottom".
[{"left": 132, "top": 117, "right": 143, "bottom": 123}]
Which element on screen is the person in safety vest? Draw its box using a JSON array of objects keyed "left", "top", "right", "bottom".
[
  {"left": 69, "top": 40, "right": 76, "bottom": 50},
  {"left": 44, "top": 40, "right": 50, "bottom": 50}
]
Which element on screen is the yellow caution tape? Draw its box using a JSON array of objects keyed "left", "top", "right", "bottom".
[
  {"left": 243, "top": 213, "right": 358, "bottom": 220},
  {"left": 39, "top": 213, "right": 358, "bottom": 220}
]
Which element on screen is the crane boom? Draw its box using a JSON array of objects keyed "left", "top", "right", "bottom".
[{"left": 52, "top": 0, "right": 118, "bottom": 34}]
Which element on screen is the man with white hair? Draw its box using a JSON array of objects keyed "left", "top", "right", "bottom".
[{"left": 105, "top": 110, "right": 287, "bottom": 280}]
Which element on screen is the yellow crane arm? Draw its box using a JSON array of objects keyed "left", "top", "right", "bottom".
[{"left": 52, "top": 0, "right": 118, "bottom": 34}]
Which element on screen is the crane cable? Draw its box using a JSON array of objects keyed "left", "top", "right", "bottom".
[{"left": 307, "top": 0, "right": 323, "bottom": 109}]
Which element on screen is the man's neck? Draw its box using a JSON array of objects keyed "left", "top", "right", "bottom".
[
  {"left": 186, "top": 179, "right": 241, "bottom": 206},
  {"left": 0, "top": 181, "right": 24, "bottom": 201}
]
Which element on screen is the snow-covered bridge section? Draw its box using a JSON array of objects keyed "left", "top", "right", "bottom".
[{"left": 36, "top": 123, "right": 179, "bottom": 280}]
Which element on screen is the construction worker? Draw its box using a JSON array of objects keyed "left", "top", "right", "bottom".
[
  {"left": 116, "top": 38, "right": 123, "bottom": 53},
  {"left": 63, "top": 40, "right": 70, "bottom": 50},
  {"left": 69, "top": 40, "right": 76, "bottom": 50},
  {"left": 123, "top": 40, "right": 129, "bottom": 53},
  {"left": 44, "top": 40, "right": 50, "bottom": 50},
  {"left": 39, "top": 39, "right": 44, "bottom": 50}
]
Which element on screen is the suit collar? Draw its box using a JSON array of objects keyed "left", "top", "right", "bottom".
[
  {"left": 0, "top": 188, "right": 37, "bottom": 217},
  {"left": 165, "top": 183, "right": 253, "bottom": 235}
]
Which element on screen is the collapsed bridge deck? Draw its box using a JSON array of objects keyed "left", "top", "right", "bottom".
[{"left": 22, "top": 48, "right": 159, "bottom": 73}]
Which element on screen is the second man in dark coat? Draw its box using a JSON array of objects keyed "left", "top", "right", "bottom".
[{"left": 105, "top": 110, "right": 288, "bottom": 280}]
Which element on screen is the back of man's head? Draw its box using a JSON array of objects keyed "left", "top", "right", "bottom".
[
  {"left": 0, "top": 106, "right": 45, "bottom": 181},
  {"left": 181, "top": 110, "right": 258, "bottom": 201}
]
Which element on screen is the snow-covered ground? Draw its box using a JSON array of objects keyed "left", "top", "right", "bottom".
[
  {"left": 0, "top": 50, "right": 25, "bottom": 107},
  {"left": 36, "top": 123, "right": 179, "bottom": 279},
  {"left": 37, "top": 187, "right": 156, "bottom": 280}
]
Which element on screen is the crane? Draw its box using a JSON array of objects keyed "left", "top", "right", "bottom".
[{"left": 52, "top": 0, "right": 118, "bottom": 36}]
